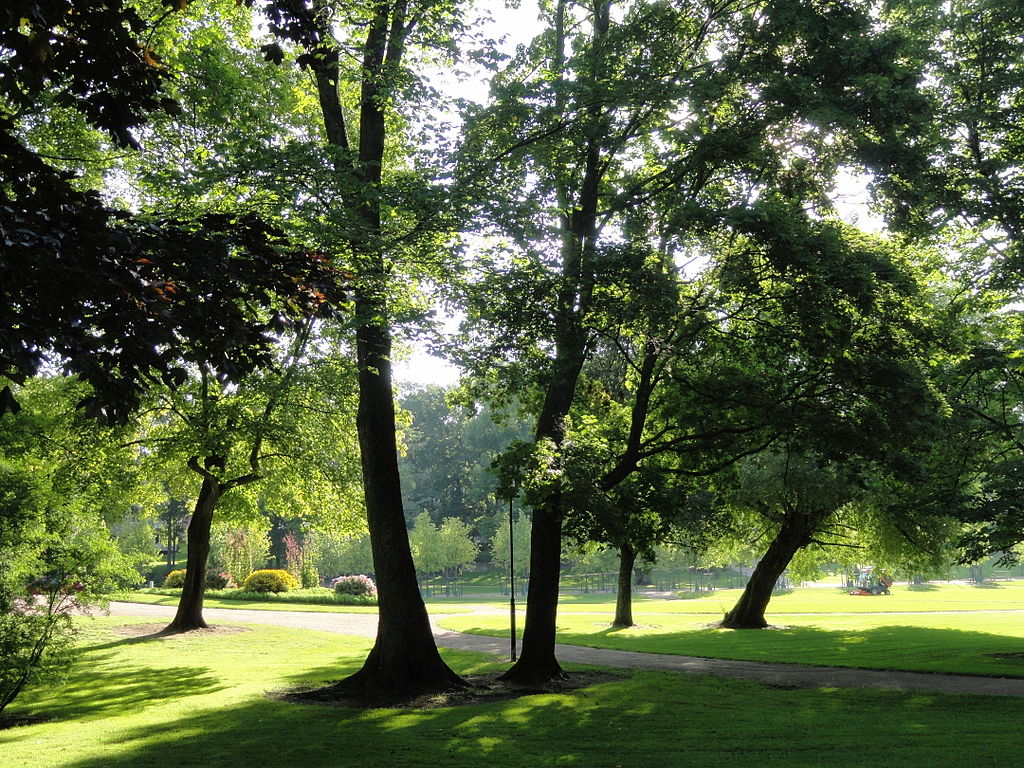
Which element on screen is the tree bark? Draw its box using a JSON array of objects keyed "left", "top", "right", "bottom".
[
  {"left": 166, "top": 476, "right": 222, "bottom": 632},
  {"left": 305, "top": 3, "right": 463, "bottom": 699},
  {"left": 612, "top": 542, "right": 636, "bottom": 629},
  {"left": 327, "top": 315, "right": 464, "bottom": 700},
  {"left": 720, "top": 512, "right": 820, "bottom": 629},
  {"left": 499, "top": 500, "right": 567, "bottom": 683}
]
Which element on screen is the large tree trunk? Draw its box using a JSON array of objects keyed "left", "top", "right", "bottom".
[
  {"left": 166, "top": 477, "right": 222, "bottom": 632},
  {"left": 499, "top": 314, "right": 589, "bottom": 684},
  {"left": 310, "top": 3, "right": 462, "bottom": 699},
  {"left": 720, "top": 513, "right": 819, "bottom": 629},
  {"left": 499, "top": 502, "right": 566, "bottom": 684},
  {"left": 329, "top": 316, "right": 464, "bottom": 700},
  {"left": 499, "top": 0, "right": 614, "bottom": 686},
  {"left": 612, "top": 543, "right": 637, "bottom": 629}
]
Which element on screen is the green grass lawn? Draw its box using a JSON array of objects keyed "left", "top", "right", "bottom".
[
  {"left": 553, "top": 579, "right": 1024, "bottom": 614},
  {"left": 439, "top": 582, "right": 1024, "bottom": 678},
  {"left": 113, "top": 590, "right": 472, "bottom": 614},
  {"left": 3, "top": 616, "right": 1022, "bottom": 768}
]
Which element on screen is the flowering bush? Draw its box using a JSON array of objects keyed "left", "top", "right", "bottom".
[
  {"left": 331, "top": 574, "right": 377, "bottom": 598},
  {"left": 241, "top": 569, "right": 300, "bottom": 593},
  {"left": 162, "top": 569, "right": 187, "bottom": 588}
]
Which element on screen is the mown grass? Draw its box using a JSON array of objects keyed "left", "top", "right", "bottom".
[
  {"left": 552, "top": 579, "right": 1024, "bottom": 614},
  {"left": 113, "top": 589, "right": 472, "bottom": 614},
  {"left": 440, "top": 583, "right": 1024, "bottom": 678},
  {"left": 3, "top": 617, "right": 1022, "bottom": 768}
]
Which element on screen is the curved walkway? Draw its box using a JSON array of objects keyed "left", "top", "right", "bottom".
[{"left": 106, "top": 602, "right": 1024, "bottom": 698}]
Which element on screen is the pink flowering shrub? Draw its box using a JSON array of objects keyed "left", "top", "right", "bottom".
[{"left": 331, "top": 574, "right": 377, "bottom": 598}]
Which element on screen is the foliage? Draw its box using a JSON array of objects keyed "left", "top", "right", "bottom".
[
  {"left": 212, "top": 522, "right": 272, "bottom": 586},
  {"left": 331, "top": 575, "right": 378, "bottom": 599},
  {"left": 398, "top": 386, "right": 531, "bottom": 538},
  {"left": 162, "top": 569, "right": 187, "bottom": 589},
  {"left": 312, "top": 531, "right": 375, "bottom": 580},
  {"left": 489, "top": 505, "right": 531, "bottom": 578},
  {"left": 0, "top": 378, "right": 142, "bottom": 714},
  {"left": 0, "top": 1, "right": 340, "bottom": 422},
  {"left": 205, "top": 571, "right": 234, "bottom": 590},
  {"left": 283, "top": 533, "right": 303, "bottom": 585},
  {"left": 240, "top": 569, "right": 300, "bottom": 593},
  {"left": 409, "top": 512, "right": 480, "bottom": 578}
]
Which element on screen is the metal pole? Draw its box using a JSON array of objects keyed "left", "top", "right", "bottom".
[{"left": 509, "top": 495, "right": 517, "bottom": 662}]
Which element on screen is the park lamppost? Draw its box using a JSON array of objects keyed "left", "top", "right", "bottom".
[{"left": 508, "top": 493, "right": 517, "bottom": 662}]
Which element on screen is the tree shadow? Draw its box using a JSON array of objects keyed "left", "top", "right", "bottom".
[
  {"left": 0, "top": 656, "right": 225, "bottom": 727},
  {"left": 47, "top": 657, "right": 1024, "bottom": 768},
  {"left": 553, "top": 622, "right": 1024, "bottom": 678},
  {"left": 905, "top": 584, "right": 939, "bottom": 592}
]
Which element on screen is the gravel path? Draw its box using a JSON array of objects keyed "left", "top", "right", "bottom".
[{"left": 106, "top": 602, "right": 1024, "bottom": 698}]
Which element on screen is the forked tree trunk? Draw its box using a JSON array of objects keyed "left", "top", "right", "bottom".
[
  {"left": 612, "top": 543, "right": 637, "bottom": 629},
  {"left": 304, "top": 0, "right": 464, "bottom": 700},
  {"left": 166, "top": 477, "right": 222, "bottom": 632},
  {"left": 720, "top": 513, "right": 821, "bottom": 629}
]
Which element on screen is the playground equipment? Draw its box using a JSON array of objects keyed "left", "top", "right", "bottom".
[{"left": 849, "top": 566, "right": 892, "bottom": 595}]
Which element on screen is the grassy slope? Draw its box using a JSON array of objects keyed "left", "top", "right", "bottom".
[{"left": 3, "top": 617, "right": 1022, "bottom": 768}]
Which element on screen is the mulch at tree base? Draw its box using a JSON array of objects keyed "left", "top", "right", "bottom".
[
  {"left": 276, "top": 670, "right": 625, "bottom": 710},
  {"left": 108, "top": 623, "right": 251, "bottom": 638}
]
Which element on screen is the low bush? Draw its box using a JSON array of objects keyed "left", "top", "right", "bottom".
[
  {"left": 162, "top": 569, "right": 186, "bottom": 588},
  {"left": 205, "top": 571, "right": 234, "bottom": 590},
  {"left": 241, "top": 569, "right": 300, "bottom": 593},
  {"left": 331, "top": 574, "right": 377, "bottom": 598}
]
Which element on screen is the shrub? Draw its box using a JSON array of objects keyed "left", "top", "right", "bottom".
[
  {"left": 241, "top": 569, "right": 300, "bottom": 593},
  {"left": 331, "top": 574, "right": 377, "bottom": 598},
  {"left": 162, "top": 569, "right": 187, "bottom": 588},
  {"left": 205, "top": 571, "right": 233, "bottom": 589}
]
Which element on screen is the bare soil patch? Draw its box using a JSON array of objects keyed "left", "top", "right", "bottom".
[
  {"left": 277, "top": 670, "right": 624, "bottom": 710},
  {"left": 109, "top": 623, "right": 251, "bottom": 639}
]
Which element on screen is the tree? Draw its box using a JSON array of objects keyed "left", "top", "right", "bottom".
[
  {"left": 137, "top": 322, "right": 361, "bottom": 631},
  {"left": 399, "top": 385, "right": 531, "bottom": 538},
  {"left": 719, "top": 451, "right": 862, "bottom": 628},
  {"left": 874, "top": 0, "right": 1023, "bottom": 278},
  {"left": 409, "top": 512, "right": 479, "bottom": 590},
  {"left": 1, "top": 2, "right": 336, "bottom": 422},
  {"left": 490, "top": 504, "right": 531, "bottom": 594},
  {"left": 456, "top": 0, "right": 934, "bottom": 681},
  {"left": 259, "top": 0, "right": 472, "bottom": 699},
  {"left": 0, "top": 379, "right": 138, "bottom": 716}
]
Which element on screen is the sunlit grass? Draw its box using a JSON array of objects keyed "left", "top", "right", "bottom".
[
  {"left": 3, "top": 617, "right": 1022, "bottom": 768},
  {"left": 113, "top": 590, "right": 472, "bottom": 614},
  {"left": 441, "top": 602, "right": 1024, "bottom": 677}
]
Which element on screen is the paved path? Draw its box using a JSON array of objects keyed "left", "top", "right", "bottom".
[{"left": 106, "top": 602, "right": 1024, "bottom": 698}]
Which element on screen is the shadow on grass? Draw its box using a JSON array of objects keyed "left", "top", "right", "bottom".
[
  {"left": 905, "top": 584, "right": 940, "bottom": 592},
  {"left": 50, "top": 660, "right": 1024, "bottom": 768},
  {"left": 0, "top": 654, "right": 225, "bottom": 728},
  {"left": 552, "top": 622, "right": 1024, "bottom": 678}
]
